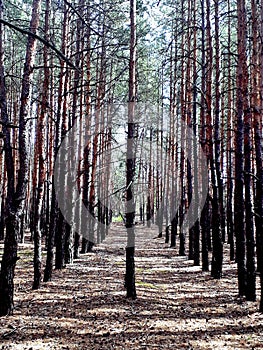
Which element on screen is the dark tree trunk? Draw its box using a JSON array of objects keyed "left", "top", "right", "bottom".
[
  {"left": 234, "top": 0, "right": 247, "bottom": 297},
  {"left": 226, "top": 0, "right": 234, "bottom": 261},
  {"left": 33, "top": 0, "right": 50, "bottom": 290},
  {"left": 243, "top": 0, "right": 256, "bottom": 302},
  {"left": 211, "top": 0, "right": 223, "bottom": 279},
  {"left": 0, "top": 0, "right": 41, "bottom": 315},
  {"left": 80, "top": 18, "right": 91, "bottom": 254},
  {"left": 214, "top": 0, "right": 226, "bottom": 243},
  {"left": 255, "top": 0, "right": 263, "bottom": 312},
  {"left": 125, "top": 0, "right": 137, "bottom": 300},
  {"left": 43, "top": 185, "right": 57, "bottom": 282},
  {"left": 170, "top": 216, "right": 177, "bottom": 248},
  {"left": 192, "top": 0, "right": 200, "bottom": 266},
  {"left": 54, "top": 3, "right": 69, "bottom": 269},
  {"left": 199, "top": 0, "right": 209, "bottom": 272},
  {"left": 43, "top": 3, "right": 66, "bottom": 279},
  {"left": 0, "top": 162, "right": 6, "bottom": 241}
]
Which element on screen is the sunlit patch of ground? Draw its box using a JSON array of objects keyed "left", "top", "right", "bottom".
[{"left": 0, "top": 224, "right": 262, "bottom": 349}]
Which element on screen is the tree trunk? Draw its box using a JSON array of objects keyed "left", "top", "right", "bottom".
[
  {"left": 244, "top": 0, "right": 256, "bottom": 301},
  {"left": 55, "top": 3, "right": 69, "bottom": 270},
  {"left": 255, "top": 0, "right": 263, "bottom": 312},
  {"left": 33, "top": 0, "right": 50, "bottom": 290},
  {"left": 125, "top": 0, "right": 136, "bottom": 300},
  {"left": 211, "top": 0, "right": 223, "bottom": 279},
  {"left": 235, "top": 0, "right": 247, "bottom": 297},
  {"left": 0, "top": 0, "right": 41, "bottom": 315},
  {"left": 200, "top": 0, "right": 209, "bottom": 272},
  {"left": 226, "top": 0, "right": 234, "bottom": 261}
]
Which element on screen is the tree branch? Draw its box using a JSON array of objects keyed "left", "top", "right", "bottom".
[{"left": 0, "top": 18, "right": 80, "bottom": 71}]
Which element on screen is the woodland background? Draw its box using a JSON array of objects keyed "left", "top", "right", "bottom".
[{"left": 0, "top": 0, "right": 262, "bottom": 345}]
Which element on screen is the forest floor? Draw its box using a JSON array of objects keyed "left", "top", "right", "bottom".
[{"left": 0, "top": 223, "right": 263, "bottom": 350}]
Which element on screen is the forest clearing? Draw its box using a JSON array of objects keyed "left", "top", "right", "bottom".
[{"left": 0, "top": 224, "right": 263, "bottom": 349}]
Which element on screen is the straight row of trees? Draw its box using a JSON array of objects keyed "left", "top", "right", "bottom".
[{"left": 0, "top": 0, "right": 262, "bottom": 315}]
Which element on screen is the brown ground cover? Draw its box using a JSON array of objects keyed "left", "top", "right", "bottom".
[{"left": 0, "top": 224, "right": 262, "bottom": 349}]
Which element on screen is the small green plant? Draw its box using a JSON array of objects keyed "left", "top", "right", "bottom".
[{"left": 112, "top": 215, "right": 123, "bottom": 223}]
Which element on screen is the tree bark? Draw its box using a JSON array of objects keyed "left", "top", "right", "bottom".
[
  {"left": 125, "top": 0, "right": 137, "bottom": 300},
  {"left": 255, "top": 0, "right": 263, "bottom": 312},
  {"left": 211, "top": 0, "right": 223, "bottom": 279},
  {"left": 33, "top": 0, "right": 50, "bottom": 290},
  {"left": 235, "top": 0, "right": 247, "bottom": 297},
  {"left": 0, "top": 0, "right": 42, "bottom": 315}
]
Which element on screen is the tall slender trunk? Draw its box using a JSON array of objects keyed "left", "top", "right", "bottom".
[
  {"left": 226, "top": 0, "right": 234, "bottom": 261},
  {"left": 169, "top": 31, "right": 176, "bottom": 247},
  {"left": 33, "top": 0, "right": 50, "bottom": 290},
  {"left": 55, "top": 3, "right": 70, "bottom": 270},
  {"left": 255, "top": 0, "right": 263, "bottom": 312},
  {"left": 179, "top": 0, "right": 186, "bottom": 256},
  {"left": 211, "top": 0, "right": 223, "bottom": 279},
  {"left": 146, "top": 127, "right": 153, "bottom": 227},
  {"left": 44, "top": 4, "right": 66, "bottom": 281},
  {"left": 200, "top": 0, "right": 209, "bottom": 272},
  {"left": 192, "top": 0, "right": 200, "bottom": 266},
  {"left": 235, "top": 0, "right": 247, "bottom": 297},
  {"left": 80, "top": 6, "right": 91, "bottom": 254},
  {"left": 0, "top": 0, "right": 16, "bottom": 316},
  {"left": 243, "top": 0, "right": 257, "bottom": 301},
  {"left": 125, "top": 0, "right": 137, "bottom": 299},
  {"left": 0, "top": 0, "right": 42, "bottom": 315},
  {"left": 214, "top": 0, "right": 225, "bottom": 243}
]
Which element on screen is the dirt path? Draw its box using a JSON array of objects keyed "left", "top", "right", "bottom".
[{"left": 0, "top": 224, "right": 263, "bottom": 349}]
